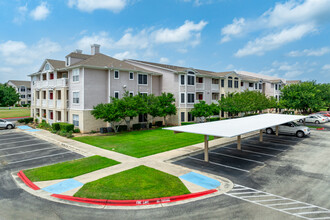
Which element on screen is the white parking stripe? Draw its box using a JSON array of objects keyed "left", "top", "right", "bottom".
[
  {"left": 0, "top": 147, "right": 56, "bottom": 157},
  {"left": 296, "top": 211, "right": 330, "bottom": 215},
  {"left": 210, "top": 152, "right": 264, "bottom": 164},
  {"left": 0, "top": 142, "right": 47, "bottom": 151},
  {"left": 220, "top": 146, "right": 277, "bottom": 157},
  {"left": 281, "top": 206, "right": 315, "bottom": 211},
  {"left": 229, "top": 191, "right": 262, "bottom": 195},
  {"left": 188, "top": 156, "right": 250, "bottom": 173},
  {"left": 0, "top": 136, "right": 28, "bottom": 141},
  {"left": 243, "top": 144, "right": 286, "bottom": 152},
  {"left": 0, "top": 139, "right": 39, "bottom": 146},
  {"left": 268, "top": 202, "right": 299, "bottom": 206},
  {"left": 311, "top": 217, "right": 330, "bottom": 220},
  {"left": 241, "top": 195, "right": 272, "bottom": 198},
  {"left": 8, "top": 152, "right": 73, "bottom": 164}
]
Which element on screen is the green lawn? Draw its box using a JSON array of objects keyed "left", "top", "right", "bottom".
[
  {"left": 73, "top": 128, "right": 213, "bottom": 158},
  {"left": 307, "top": 125, "right": 323, "bottom": 129},
  {"left": 24, "top": 156, "right": 120, "bottom": 182},
  {"left": 0, "top": 108, "right": 30, "bottom": 118},
  {"left": 74, "top": 165, "right": 190, "bottom": 200}
]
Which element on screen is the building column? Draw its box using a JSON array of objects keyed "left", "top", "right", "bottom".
[
  {"left": 204, "top": 135, "right": 209, "bottom": 162},
  {"left": 237, "top": 135, "right": 241, "bottom": 150}
]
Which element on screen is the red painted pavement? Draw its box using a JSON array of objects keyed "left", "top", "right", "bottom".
[
  {"left": 17, "top": 171, "right": 40, "bottom": 190},
  {"left": 51, "top": 189, "right": 218, "bottom": 206}
]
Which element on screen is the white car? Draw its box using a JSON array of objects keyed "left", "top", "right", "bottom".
[
  {"left": 0, "top": 119, "right": 16, "bottom": 129},
  {"left": 299, "top": 115, "right": 327, "bottom": 124},
  {"left": 265, "top": 121, "right": 311, "bottom": 138},
  {"left": 312, "top": 114, "right": 330, "bottom": 122}
]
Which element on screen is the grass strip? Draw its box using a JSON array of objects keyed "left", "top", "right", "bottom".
[
  {"left": 73, "top": 128, "right": 213, "bottom": 158},
  {"left": 24, "top": 155, "right": 120, "bottom": 182},
  {"left": 74, "top": 165, "right": 190, "bottom": 200},
  {"left": 0, "top": 108, "right": 30, "bottom": 118}
]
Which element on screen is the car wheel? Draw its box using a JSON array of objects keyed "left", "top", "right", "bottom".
[
  {"left": 298, "top": 119, "right": 303, "bottom": 123},
  {"left": 6, "top": 124, "right": 13, "bottom": 129},
  {"left": 296, "top": 131, "right": 304, "bottom": 138},
  {"left": 315, "top": 120, "right": 320, "bottom": 124},
  {"left": 266, "top": 128, "right": 273, "bottom": 134}
]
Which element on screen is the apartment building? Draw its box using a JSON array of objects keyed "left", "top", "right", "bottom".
[{"left": 7, "top": 80, "right": 32, "bottom": 105}]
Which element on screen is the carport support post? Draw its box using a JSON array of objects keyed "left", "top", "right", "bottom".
[
  {"left": 275, "top": 125, "right": 279, "bottom": 136},
  {"left": 204, "top": 135, "right": 209, "bottom": 162},
  {"left": 259, "top": 129, "right": 263, "bottom": 142},
  {"left": 237, "top": 135, "right": 241, "bottom": 150}
]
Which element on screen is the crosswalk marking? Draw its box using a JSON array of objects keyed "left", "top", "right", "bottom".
[{"left": 225, "top": 184, "right": 330, "bottom": 220}]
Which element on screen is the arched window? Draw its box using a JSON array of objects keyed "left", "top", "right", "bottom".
[{"left": 187, "top": 71, "right": 195, "bottom": 85}]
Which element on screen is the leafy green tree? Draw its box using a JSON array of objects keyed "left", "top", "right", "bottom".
[
  {"left": 0, "top": 84, "right": 20, "bottom": 107},
  {"left": 142, "top": 94, "right": 161, "bottom": 128},
  {"left": 280, "top": 81, "right": 324, "bottom": 114},
  {"left": 319, "top": 83, "right": 330, "bottom": 110},
  {"left": 191, "top": 101, "right": 218, "bottom": 122},
  {"left": 115, "top": 92, "right": 139, "bottom": 130},
  {"left": 91, "top": 103, "right": 121, "bottom": 133},
  {"left": 158, "top": 92, "right": 177, "bottom": 126}
]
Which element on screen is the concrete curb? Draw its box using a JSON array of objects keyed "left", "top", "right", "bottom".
[{"left": 17, "top": 170, "right": 40, "bottom": 190}]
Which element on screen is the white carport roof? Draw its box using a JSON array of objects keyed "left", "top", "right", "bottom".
[{"left": 164, "top": 114, "right": 307, "bottom": 138}]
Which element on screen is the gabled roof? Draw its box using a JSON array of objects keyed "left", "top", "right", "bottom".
[
  {"left": 128, "top": 59, "right": 218, "bottom": 77},
  {"left": 286, "top": 80, "right": 301, "bottom": 84},
  {"left": 211, "top": 71, "right": 240, "bottom": 78},
  {"left": 237, "top": 71, "right": 285, "bottom": 83},
  {"left": 47, "top": 59, "right": 65, "bottom": 69},
  {"left": 70, "top": 53, "right": 156, "bottom": 73},
  {"left": 7, "top": 80, "right": 31, "bottom": 88},
  {"left": 66, "top": 52, "right": 91, "bottom": 60}
]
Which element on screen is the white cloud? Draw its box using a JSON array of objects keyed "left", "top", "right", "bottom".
[
  {"left": 287, "top": 47, "right": 330, "bottom": 57},
  {"left": 30, "top": 2, "right": 50, "bottom": 20},
  {"left": 159, "top": 57, "right": 169, "bottom": 64},
  {"left": 113, "top": 51, "right": 137, "bottom": 60},
  {"left": 68, "top": 0, "right": 127, "bottom": 13},
  {"left": 182, "top": 0, "right": 213, "bottom": 6},
  {"left": 322, "top": 64, "right": 330, "bottom": 70},
  {"left": 13, "top": 5, "right": 28, "bottom": 24},
  {"left": 77, "top": 31, "right": 114, "bottom": 51},
  {"left": 225, "top": 64, "right": 235, "bottom": 70},
  {"left": 235, "top": 24, "right": 315, "bottom": 57},
  {"left": 154, "top": 20, "right": 207, "bottom": 44},
  {"left": 220, "top": 18, "right": 245, "bottom": 43}
]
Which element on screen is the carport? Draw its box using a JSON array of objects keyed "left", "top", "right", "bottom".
[{"left": 165, "top": 114, "right": 307, "bottom": 162}]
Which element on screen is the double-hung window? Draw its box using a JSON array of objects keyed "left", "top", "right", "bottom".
[
  {"left": 73, "top": 92, "right": 79, "bottom": 104},
  {"left": 234, "top": 77, "right": 239, "bottom": 88},
  {"left": 187, "top": 93, "right": 195, "bottom": 103},
  {"left": 73, "top": 114, "right": 79, "bottom": 126},
  {"left": 180, "top": 93, "right": 185, "bottom": 103},
  {"left": 221, "top": 79, "right": 224, "bottom": 87},
  {"left": 228, "top": 77, "right": 233, "bottom": 88},
  {"left": 187, "top": 75, "right": 195, "bottom": 85},
  {"left": 180, "top": 75, "right": 185, "bottom": 85},
  {"left": 129, "top": 72, "right": 134, "bottom": 80},
  {"left": 114, "top": 91, "right": 119, "bottom": 99},
  {"left": 72, "top": 69, "right": 79, "bottom": 82},
  {"left": 114, "top": 70, "right": 119, "bottom": 79},
  {"left": 138, "top": 74, "right": 148, "bottom": 85}
]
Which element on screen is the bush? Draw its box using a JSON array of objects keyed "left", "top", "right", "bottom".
[
  {"left": 117, "top": 125, "right": 128, "bottom": 132},
  {"left": 17, "top": 119, "right": 25, "bottom": 123},
  {"left": 206, "top": 117, "right": 220, "bottom": 122},
  {"left": 37, "top": 121, "right": 51, "bottom": 130},
  {"left": 24, "top": 117, "right": 33, "bottom": 124},
  {"left": 66, "top": 131, "right": 73, "bottom": 138},
  {"left": 59, "top": 123, "right": 74, "bottom": 132},
  {"left": 59, "top": 130, "right": 67, "bottom": 137},
  {"left": 52, "top": 123, "right": 61, "bottom": 131},
  {"left": 35, "top": 118, "right": 39, "bottom": 124},
  {"left": 133, "top": 123, "right": 142, "bottom": 130},
  {"left": 73, "top": 128, "right": 80, "bottom": 133},
  {"left": 90, "top": 130, "right": 97, "bottom": 134},
  {"left": 155, "top": 121, "right": 163, "bottom": 127}
]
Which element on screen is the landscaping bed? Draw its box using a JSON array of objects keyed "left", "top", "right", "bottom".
[
  {"left": 24, "top": 156, "right": 120, "bottom": 181},
  {"left": 74, "top": 165, "right": 190, "bottom": 200},
  {"left": 73, "top": 128, "right": 213, "bottom": 158}
]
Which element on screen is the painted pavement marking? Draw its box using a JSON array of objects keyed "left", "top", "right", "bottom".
[
  {"left": 179, "top": 172, "right": 220, "bottom": 190},
  {"left": 8, "top": 151, "right": 73, "bottom": 164},
  {"left": 0, "top": 146, "right": 57, "bottom": 157},
  {"left": 42, "top": 179, "right": 84, "bottom": 194},
  {"left": 210, "top": 151, "right": 265, "bottom": 165}
]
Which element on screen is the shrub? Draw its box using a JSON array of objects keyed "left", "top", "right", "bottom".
[
  {"left": 17, "top": 119, "right": 25, "bottom": 123},
  {"left": 118, "top": 125, "right": 128, "bottom": 132},
  {"left": 90, "top": 130, "right": 97, "bottom": 134},
  {"left": 52, "top": 123, "right": 61, "bottom": 131},
  {"left": 73, "top": 128, "right": 80, "bottom": 133},
  {"left": 132, "top": 123, "right": 142, "bottom": 130},
  {"left": 59, "top": 130, "right": 67, "bottom": 137},
  {"left": 59, "top": 123, "right": 74, "bottom": 132},
  {"left": 37, "top": 121, "right": 51, "bottom": 130},
  {"left": 155, "top": 121, "right": 163, "bottom": 127},
  {"left": 35, "top": 118, "right": 39, "bottom": 124},
  {"left": 66, "top": 131, "right": 73, "bottom": 138},
  {"left": 206, "top": 117, "right": 220, "bottom": 122},
  {"left": 23, "top": 117, "right": 33, "bottom": 124}
]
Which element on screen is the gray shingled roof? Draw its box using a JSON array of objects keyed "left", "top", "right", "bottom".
[
  {"left": 66, "top": 52, "right": 91, "bottom": 60},
  {"left": 46, "top": 59, "right": 65, "bottom": 69},
  {"left": 7, "top": 80, "right": 31, "bottom": 88}
]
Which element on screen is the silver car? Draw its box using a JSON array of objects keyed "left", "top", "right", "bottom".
[
  {"left": 265, "top": 121, "right": 310, "bottom": 138},
  {"left": 299, "top": 115, "right": 327, "bottom": 124},
  {"left": 0, "top": 119, "right": 16, "bottom": 129}
]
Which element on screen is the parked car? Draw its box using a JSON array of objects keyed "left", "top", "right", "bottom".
[
  {"left": 265, "top": 121, "right": 311, "bottom": 138},
  {"left": 312, "top": 114, "right": 330, "bottom": 122},
  {"left": 298, "top": 115, "right": 327, "bottom": 124},
  {"left": 0, "top": 119, "right": 16, "bottom": 129},
  {"left": 316, "top": 111, "right": 330, "bottom": 117}
]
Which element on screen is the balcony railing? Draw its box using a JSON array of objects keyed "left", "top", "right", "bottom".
[
  {"left": 196, "top": 83, "right": 204, "bottom": 91},
  {"left": 211, "top": 84, "right": 219, "bottom": 91},
  {"left": 48, "top": 100, "right": 54, "bottom": 108},
  {"left": 42, "top": 100, "right": 47, "bottom": 107},
  {"left": 36, "top": 99, "right": 40, "bottom": 106},
  {"left": 56, "top": 100, "right": 62, "bottom": 108},
  {"left": 34, "top": 78, "right": 68, "bottom": 89}
]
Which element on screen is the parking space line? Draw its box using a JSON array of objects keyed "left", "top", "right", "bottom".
[
  {"left": 241, "top": 195, "right": 272, "bottom": 198},
  {"left": 296, "top": 211, "right": 330, "bottom": 215},
  {"left": 281, "top": 206, "right": 315, "bottom": 211},
  {"left": 0, "top": 139, "right": 39, "bottom": 146},
  {"left": 220, "top": 146, "right": 277, "bottom": 157},
  {"left": 268, "top": 202, "right": 299, "bottom": 206},
  {"left": 311, "top": 217, "right": 330, "bottom": 220},
  {"left": 8, "top": 152, "right": 73, "bottom": 164},
  {"left": 229, "top": 191, "right": 263, "bottom": 195},
  {"left": 257, "top": 198, "right": 288, "bottom": 203},
  {"left": 242, "top": 144, "right": 287, "bottom": 152},
  {"left": 0, "top": 142, "right": 48, "bottom": 151},
  {"left": 0, "top": 147, "right": 57, "bottom": 157},
  {"left": 210, "top": 152, "right": 264, "bottom": 165},
  {"left": 0, "top": 136, "right": 28, "bottom": 141},
  {"left": 230, "top": 188, "right": 252, "bottom": 192},
  {"left": 188, "top": 156, "right": 250, "bottom": 173}
]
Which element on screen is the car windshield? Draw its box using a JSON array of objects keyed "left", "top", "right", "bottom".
[{"left": 292, "top": 121, "right": 299, "bottom": 126}]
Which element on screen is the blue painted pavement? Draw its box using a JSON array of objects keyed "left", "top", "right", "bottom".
[
  {"left": 180, "top": 172, "right": 220, "bottom": 190},
  {"left": 26, "top": 129, "right": 41, "bottom": 132},
  {"left": 42, "top": 179, "right": 84, "bottom": 194},
  {"left": 17, "top": 125, "right": 32, "bottom": 130}
]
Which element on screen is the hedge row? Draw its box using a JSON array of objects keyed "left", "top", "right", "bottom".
[
  {"left": 17, "top": 117, "right": 33, "bottom": 124},
  {"left": 52, "top": 122, "right": 74, "bottom": 132}
]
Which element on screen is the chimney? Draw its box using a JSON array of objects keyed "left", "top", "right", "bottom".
[
  {"left": 75, "top": 49, "right": 82, "bottom": 54},
  {"left": 91, "top": 44, "right": 100, "bottom": 55}
]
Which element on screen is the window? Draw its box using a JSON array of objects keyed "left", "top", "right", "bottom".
[
  {"left": 72, "top": 69, "right": 79, "bottom": 82},
  {"left": 212, "top": 93, "right": 219, "bottom": 100},
  {"left": 139, "top": 113, "right": 147, "bottom": 122},
  {"left": 129, "top": 72, "right": 134, "bottom": 80},
  {"left": 221, "top": 94, "right": 225, "bottom": 99},
  {"left": 187, "top": 93, "right": 195, "bottom": 103},
  {"left": 241, "top": 82, "right": 244, "bottom": 87},
  {"left": 20, "top": 86, "right": 26, "bottom": 92},
  {"left": 180, "top": 75, "right": 185, "bottom": 85},
  {"left": 114, "top": 91, "right": 119, "bottom": 99},
  {"left": 50, "top": 73, "right": 54, "bottom": 80},
  {"left": 181, "top": 112, "right": 185, "bottom": 122},
  {"left": 188, "top": 112, "right": 194, "bottom": 122},
  {"left": 221, "top": 79, "right": 224, "bottom": 87},
  {"left": 28, "top": 94, "right": 31, "bottom": 98},
  {"left": 114, "top": 70, "right": 119, "bottom": 79},
  {"left": 21, "top": 101, "right": 25, "bottom": 105},
  {"left": 138, "top": 74, "right": 148, "bottom": 85},
  {"left": 129, "top": 91, "right": 134, "bottom": 97},
  {"left": 197, "top": 93, "right": 203, "bottom": 100},
  {"left": 249, "top": 83, "right": 253, "bottom": 87},
  {"left": 139, "top": 92, "right": 148, "bottom": 96},
  {"left": 228, "top": 77, "right": 233, "bottom": 88},
  {"left": 196, "top": 77, "right": 203, "bottom": 83},
  {"left": 275, "top": 84, "right": 278, "bottom": 90},
  {"left": 73, "top": 92, "right": 79, "bottom": 104},
  {"left": 279, "top": 85, "right": 281, "bottom": 90},
  {"left": 255, "top": 83, "right": 258, "bottom": 89},
  {"left": 21, "top": 95, "right": 25, "bottom": 98},
  {"left": 66, "top": 57, "right": 70, "bottom": 66},
  {"left": 180, "top": 93, "right": 185, "bottom": 103},
  {"left": 45, "top": 63, "right": 50, "bottom": 71},
  {"left": 73, "top": 114, "right": 79, "bottom": 126},
  {"left": 259, "top": 84, "right": 262, "bottom": 90},
  {"left": 234, "top": 80, "right": 239, "bottom": 88},
  {"left": 212, "top": 78, "right": 219, "bottom": 84},
  {"left": 187, "top": 75, "right": 195, "bottom": 85}
]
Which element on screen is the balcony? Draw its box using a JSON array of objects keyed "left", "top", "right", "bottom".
[
  {"left": 36, "top": 99, "right": 40, "bottom": 106},
  {"left": 48, "top": 100, "right": 54, "bottom": 108},
  {"left": 211, "top": 84, "right": 219, "bottom": 91},
  {"left": 196, "top": 83, "right": 204, "bottom": 91},
  {"left": 34, "top": 78, "right": 68, "bottom": 89},
  {"left": 42, "top": 100, "right": 47, "bottom": 107},
  {"left": 56, "top": 100, "right": 62, "bottom": 108}
]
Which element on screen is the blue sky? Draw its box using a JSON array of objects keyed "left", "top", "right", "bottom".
[{"left": 0, "top": 0, "right": 330, "bottom": 83}]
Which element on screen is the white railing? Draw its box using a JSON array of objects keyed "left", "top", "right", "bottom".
[
  {"left": 211, "top": 84, "right": 219, "bottom": 91},
  {"left": 34, "top": 78, "right": 68, "bottom": 89},
  {"left": 42, "top": 100, "right": 47, "bottom": 107},
  {"left": 196, "top": 83, "right": 204, "bottom": 90},
  {"left": 48, "top": 119, "right": 54, "bottom": 125},
  {"left": 36, "top": 99, "right": 40, "bottom": 106},
  {"left": 212, "top": 100, "right": 219, "bottom": 104},
  {"left": 56, "top": 100, "right": 62, "bottom": 108},
  {"left": 48, "top": 100, "right": 54, "bottom": 108}
]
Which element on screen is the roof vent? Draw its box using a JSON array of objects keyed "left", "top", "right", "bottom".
[
  {"left": 91, "top": 44, "right": 100, "bottom": 55},
  {"left": 75, "top": 49, "right": 82, "bottom": 54}
]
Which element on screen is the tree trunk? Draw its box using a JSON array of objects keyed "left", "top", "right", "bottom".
[
  {"left": 164, "top": 116, "right": 167, "bottom": 127},
  {"left": 124, "top": 118, "right": 131, "bottom": 131}
]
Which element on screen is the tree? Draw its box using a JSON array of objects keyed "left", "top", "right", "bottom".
[
  {"left": 191, "top": 101, "right": 217, "bottom": 122},
  {"left": 91, "top": 103, "right": 121, "bottom": 133},
  {"left": 115, "top": 92, "right": 139, "bottom": 130},
  {"left": 319, "top": 83, "right": 330, "bottom": 110},
  {"left": 0, "top": 84, "right": 20, "bottom": 107},
  {"left": 158, "top": 93, "right": 177, "bottom": 126},
  {"left": 280, "top": 81, "right": 325, "bottom": 114},
  {"left": 143, "top": 94, "right": 161, "bottom": 128}
]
